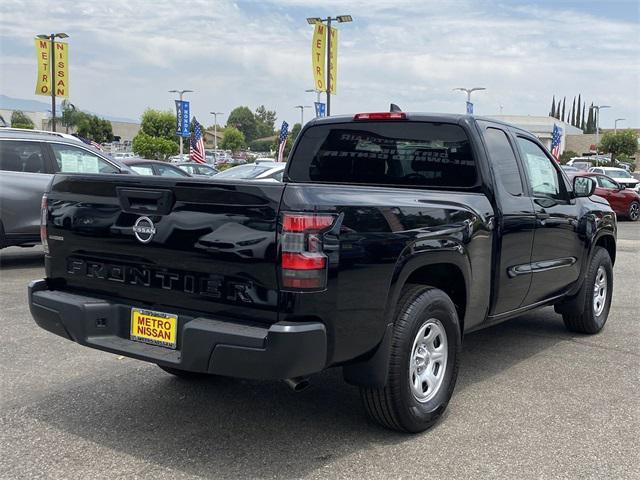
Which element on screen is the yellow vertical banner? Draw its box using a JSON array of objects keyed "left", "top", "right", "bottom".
[
  {"left": 53, "top": 42, "right": 69, "bottom": 98},
  {"left": 34, "top": 38, "right": 51, "bottom": 96},
  {"left": 311, "top": 22, "right": 326, "bottom": 92},
  {"left": 329, "top": 27, "right": 337, "bottom": 94}
]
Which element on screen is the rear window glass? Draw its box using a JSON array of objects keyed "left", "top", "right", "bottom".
[
  {"left": 288, "top": 122, "right": 477, "bottom": 188},
  {"left": 0, "top": 140, "right": 48, "bottom": 173}
]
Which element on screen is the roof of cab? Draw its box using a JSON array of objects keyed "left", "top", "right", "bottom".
[{"left": 304, "top": 112, "right": 534, "bottom": 136}]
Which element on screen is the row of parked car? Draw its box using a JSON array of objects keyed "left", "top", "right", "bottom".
[{"left": 0, "top": 127, "right": 286, "bottom": 249}]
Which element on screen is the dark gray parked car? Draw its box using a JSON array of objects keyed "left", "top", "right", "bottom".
[{"left": 0, "top": 129, "right": 128, "bottom": 248}]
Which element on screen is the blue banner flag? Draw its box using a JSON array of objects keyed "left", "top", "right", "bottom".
[
  {"left": 314, "top": 102, "right": 326, "bottom": 118},
  {"left": 466, "top": 101, "right": 474, "bottom": 115},
  {"left": 175, "top": 100, "right": 191, "bottom": 137}
]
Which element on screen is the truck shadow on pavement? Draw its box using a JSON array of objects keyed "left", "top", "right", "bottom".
[
  {"left": 25, "top": 309, "right": 571, "bottom": 478},
  {"left": 0, "top": 248, "right": 44, "bottom": 270}
]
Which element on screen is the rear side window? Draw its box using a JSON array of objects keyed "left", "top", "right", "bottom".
[
  {"left": 288, "top": 122, "right": 478, "bottom": 188},
  {"left": 0, "top": 141, "right": 48, "bottom": 173},
  {"left": 482, "top": 127, "right": 523, "bottom": 196}
]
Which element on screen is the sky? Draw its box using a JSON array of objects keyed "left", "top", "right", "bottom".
[{"left": 0, "top": 0, "right": 638, "bottom": 129}]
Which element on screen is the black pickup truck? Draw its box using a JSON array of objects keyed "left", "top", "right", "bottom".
[{"left": 29, "top": 112, "right": 616, "bottom": 432}]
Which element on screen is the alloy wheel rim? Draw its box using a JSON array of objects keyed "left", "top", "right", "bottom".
[
  {"left": 593, "top": 266, "right": 607, "bottom": 317},
  {"left": 409, "top": 319, "right": 448, "bottom": 403},
  {"left": 630, "top": 203, "right": 639, "bottom": 221}
]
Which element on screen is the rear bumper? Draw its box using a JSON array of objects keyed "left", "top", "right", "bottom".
[{"left": 28, "top": 279, "right": 327, "bottom": 380}]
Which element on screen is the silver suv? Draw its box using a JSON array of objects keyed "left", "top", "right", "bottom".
[{"left": 0, "top": 129, "right": 128, "bottom": 248}]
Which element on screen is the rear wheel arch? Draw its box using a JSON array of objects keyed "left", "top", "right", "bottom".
[
  {"left": 344, "top": 258, "right": 469, "bottom": 388},
  {"left": 594, "top": 233, "right": 616, "bottom": 265},
  {"left": 402, "top": 263, "right": 468, "bottom": 335}
]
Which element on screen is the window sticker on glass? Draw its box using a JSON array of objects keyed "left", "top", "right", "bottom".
[
  {"left": 526, "top": 154, "right": 556, "bottom": 194},
  {"left": 60, "top": 152, "right": 99, "bottom": 173}
]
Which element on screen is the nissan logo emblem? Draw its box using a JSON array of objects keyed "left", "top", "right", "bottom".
[{"left": 132, "top": 216, "right": 156, "bottom": 244}]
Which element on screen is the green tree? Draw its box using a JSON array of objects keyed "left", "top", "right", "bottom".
[
  {"left": 255, "top": 105, "right": 277, "bottom": 138},
  {"left": 76, "top": 113, "right": 113, "bottom": 143},
  {"left": 599, "top": 130, "right": 638, "bottom": 161},
  {"left": 10, "top": 110, "right": 34, "bottom": 129},
  {"left": 140, "top": 109, "right": 178, "bottom": 140},
  {"left": 227, "top": 106, "right": 258, "bottom": 142},
  {"left": 132, "top": 132, "right": 179, "bottom": 160},
  {"left": 220, "top": 127, "right": 246, "bottom": 151},
  {"left": 549, "top": 96, "right": 556, "bottom": 118}
]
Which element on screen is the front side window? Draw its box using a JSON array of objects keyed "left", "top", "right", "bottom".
[
  {"left": 0, "top": 141, "right": 48, "bottom": 173},
  {"left": 597, "top": 176, "right": 618, "bottom": 189},
  {"left": 155, "top": 164, "right": 189, "bottom": 177},
  {"left": 517, "top": 137, "right": 563, "bottom": 200},
  {"left": 51, "top": 143, "right": 119, "bottom": 174},
  {"left": 130, "top": 165, "right": 154, "bottom": 175},
  {"left": 288, "top": 122, "right": 478, "bottom": 188}
]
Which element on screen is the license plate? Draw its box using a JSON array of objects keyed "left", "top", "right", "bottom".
[{"left": 130, "top": 308, "right": 178, "bottom": 349}]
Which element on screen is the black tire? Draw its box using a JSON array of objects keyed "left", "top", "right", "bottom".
[
  {"left": 360, "top": 285, "right": 461, "bottom": 433},
  {"left": 628, "top": 201, "right": 639, "bottom": 221},
  {"left": 562, "top": 247, "right": 613, "bottom": 334},
  {"left": 157, "top": 365, "right": 209, "bottom": 379}
]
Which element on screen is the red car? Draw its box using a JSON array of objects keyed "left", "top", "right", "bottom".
[{"left": 572, "top": 172, "right": 640, "bottom": 221}]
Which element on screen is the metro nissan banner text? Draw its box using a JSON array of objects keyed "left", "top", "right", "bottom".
[{"left": 34, "top": 38, "right": 69, "bottom": 98}]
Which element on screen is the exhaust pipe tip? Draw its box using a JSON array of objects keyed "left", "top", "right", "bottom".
[{"left": 283, "top": 376, "right": 310, "bottom": 392}]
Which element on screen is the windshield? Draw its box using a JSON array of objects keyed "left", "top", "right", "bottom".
[
  {"left": 607, "top": 169, "right": 631, "bottom": 178},
  {"left": 215, "top": 164, "right": 271, "bottom": 179}
]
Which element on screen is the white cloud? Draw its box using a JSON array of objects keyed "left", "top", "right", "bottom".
[{"left": 0, "top": 0, "right": 638, "bottom": 127}]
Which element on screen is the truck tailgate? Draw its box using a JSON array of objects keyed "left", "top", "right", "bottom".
[{"left": 45, "top": 174, "right": 285, "bottom": 324}]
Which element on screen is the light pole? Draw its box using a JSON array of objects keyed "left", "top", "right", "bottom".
[
  {"left": 36, "top": 32, "right": 69, "bottom": 132},
  {"left": 210, "top": 111, "right": 223, "bottom": 150},
  {"left": 305, "top": 88, "right": 321, "bottom": 104},
  {"left": 452, "top": 87, "right": 486, "bottom": 114},
  {"left": 590, "top": 104, "right": 610, "bottom": 165},
  {"left": 306, "top": 15, "right": 353, "bottom": 116},
  {"left": 614, "top": 118, "right": 625, "bottom": 133},
  {"left": 169, "top": 89, "right": 193, "bottom": 156},
  {"left": 294, "top": 105, "right": 311, "bottom": 126}
]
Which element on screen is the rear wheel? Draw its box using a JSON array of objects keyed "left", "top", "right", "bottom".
[
  {"left": 562, "top": 247, "right": 613, "bottom": 334},
  {"left": 628, "top": 201, "right": 639, "bottom": 221},
  {"left": 360, "top": 286, "right": 461, "bottom": 433}
]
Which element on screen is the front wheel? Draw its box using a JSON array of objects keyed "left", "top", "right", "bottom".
[
  {"left": 360, "top": 286, "right": 461, "bottom": 433},
  {"left": 628, "top": 201, "right": 639, "bottom": 221},
  {"left": 562, "top": 247, "right": 613, "bottom": 334}
]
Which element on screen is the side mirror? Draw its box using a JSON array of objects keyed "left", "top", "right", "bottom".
[{"left": 573, "top": 176, "right": 596, "bottom": 198}]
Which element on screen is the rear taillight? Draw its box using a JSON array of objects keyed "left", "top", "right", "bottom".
[
  {"left": 40, "top": 194, "right": 49, "bottom": 254},
  {"left": 280, "top": 213, "right": 335, "bottom": 291},
  {"left": 353, "top": 112, "right": 406, "bottom": 120}
]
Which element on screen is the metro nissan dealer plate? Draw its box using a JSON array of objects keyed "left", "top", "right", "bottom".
[{"left": 130, "top": 308, "right": 178, "bottom": 349}]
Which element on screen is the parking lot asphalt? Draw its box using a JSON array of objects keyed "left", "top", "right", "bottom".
[{"left": 1, "top": 222, "right": 638, "bottom": 480}]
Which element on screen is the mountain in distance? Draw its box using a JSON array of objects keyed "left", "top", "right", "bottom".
[{"left": 0, "top": 94, "right": 138, "bottom": 123}]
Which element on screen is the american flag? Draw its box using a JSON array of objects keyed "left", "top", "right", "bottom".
[
  {"left": 74, "top": 134, "right": 103, "bottom": 151},
  {"left": 277, "top": 121, "right": 289, "bottom": 162},
  {"left": 190, "top": 118, "right": 206, "bottom": 164},
  {"left": 551, "top": 124, "right": 562, "bottom": 161}
]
